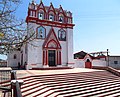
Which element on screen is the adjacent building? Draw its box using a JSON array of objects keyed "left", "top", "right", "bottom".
[
  {"left": 108, "top": 56, "right": 120, "bottom": 69},
  {"left": 74, "top": 51, "right": 107, "bottom": 68}
]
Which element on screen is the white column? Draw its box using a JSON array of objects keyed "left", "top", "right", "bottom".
[{"left": 67, "top": 28, "right": 74, "bottom": 66}]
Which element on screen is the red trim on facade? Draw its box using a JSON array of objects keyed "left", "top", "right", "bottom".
[
  {"left": 84, "top": 54, "right": 92, "bottom": 61},
  {"left": 26, "top": 17, "right": 74, "bottom": 29},
  {"left": 46, "top": 39, "right": 58, "bottom": 48},
  {"left": 43, "top": 28, "right": 61, "bottom": 49},
  {"left": 37, "top": 0, "right": 46, "bottom": 13},
  {"left": 43, "top": 50, "right": 45, "bottom": 65},
  {"left": 27, "top": 1, "right": 74, "bottom": 25},
  {"left": 42, "top": 28, "right": 62, "bottom": 66},
  {"left": 46, "top": 50, "right": 48, "bottom": 65},
  {"left": 59, "top": 51, "right": 61, "bottom": 65},
  {"left": 45, "top": 50, "right": 46, "bottom": 65},
  {"left": 48, "top": 3, "right": 56, "bottom": 15},
  {"left": 57, "top": 51, "right": 58, "bottom": 65},
  {"left": 58, "top": 5, "right": 66, "bottom": 23},
  {"left": 58, "top": 6, "right": 65, "bottom": 16}
]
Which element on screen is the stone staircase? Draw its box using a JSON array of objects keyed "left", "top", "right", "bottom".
[{"left": 20, "top": 70, "right": 120, "bottom": 97}]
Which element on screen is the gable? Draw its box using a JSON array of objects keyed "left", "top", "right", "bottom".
[
  {"left": 43, "top": 28, "right": 61, "bottom": 49},
  {"left": 37, "top": 0, "right": 46, "bottom": 12},
  {"left": 48, "top": 3, "right": 56, "bottom": 14},
  {"left": 84, "top": 54, "right": 92, "bottom": 62},
  {"left": 58, "top": 5, "right": 65, "bottom": 15}
]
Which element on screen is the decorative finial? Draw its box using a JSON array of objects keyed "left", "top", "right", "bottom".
[
  {"left": 60, "top": 5, "right": 62, "bottom": 7},
  {"left": 32, "top": 0, "right": 35, "bottom": 3},
  {"left": 50, "top": 2, "right": 53, "bottom": 5},
  {"left": 40, "top": 0, "right": 42, "bottom": 3}
]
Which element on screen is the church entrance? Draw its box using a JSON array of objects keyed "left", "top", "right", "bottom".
[{"left": 48, "top": 50, "right": 56, "bottom": 66}]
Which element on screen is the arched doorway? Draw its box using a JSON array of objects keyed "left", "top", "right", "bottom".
[{"left": 85, "top": 59, "right": 92, "bottom": 68}]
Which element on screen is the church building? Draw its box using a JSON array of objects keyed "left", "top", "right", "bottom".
[{"left": 7, "top": 1, "right": 75, "bottom": 69}]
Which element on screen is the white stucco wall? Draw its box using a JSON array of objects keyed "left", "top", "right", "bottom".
[
  {"left": 67, "top": 28, "right": 74, "bottom": 65},
  {"left": 21, "top": 44, "right": 27, "bottom": 66},
  {"left": 109, "top": 56, "right": 120, "bottom": 69},
  {"left": 27, "top": 40, "right": 44, "bottom": 69},
  {"left": 26, "top": 23, "right": 70, "bottom": 69},
  {"left": 92, "top": 60, "right": 106, "bottom": 67},
  {"left": 60, "top": 41, "right": 67, "bottom": 65},
  {"left": 74, "top": 59, "right": 107, "bottom": 68},
  {"left": 7, "top": 50, "right": 20, "bottom": 67},
  {"left": 74, "top": 59, "right": 85, "bottom": 68}
]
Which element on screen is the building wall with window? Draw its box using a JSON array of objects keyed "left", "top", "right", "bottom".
[
  {"left": 109, "top": 56, "right": 120, "bottom": 69},
  {"left": 25, "top": 1, "right": 75, "bottom": 69},
  {"left": 7, "top": 50, "right": 21, "bottom": 68},
  {"left": 26, "top": 26, "right": 69, "bottom": 69}
]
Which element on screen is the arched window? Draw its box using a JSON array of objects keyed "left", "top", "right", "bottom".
[
  {"left": 86, "top": 59, "right": 90, "bottom": 62},
  {"left": 49, "top": 14, "right": 54, "bottom": 21},
  {"left": 58, "top": 29, "right": 66, "bottom": 41},
  {"left": 37, "top": 26, "right": 46, "bottom": 39},
  {"left": 38, "top": 12, "right": 44, "bottom": 20},
  {"left": 13, "top": 54, "right": 17, "bottom": 59},
  {"left": 59, "top": 16, "right": 64, "bottom": 23}
]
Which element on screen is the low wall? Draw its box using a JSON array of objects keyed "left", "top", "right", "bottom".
[
  {"left": 74, "top": 59, "right": 84, "bottom": 68},
  {"left": 92, "top": 66, "right": 120, "bottom": 77},
  {"left": 0, "top": 62, "right": 7, "bottom": 67},
  {"left": 74, "top": 59, "right": 106, "bottom": 68},
  {"left": 92, "top": 60, "right": 106, "bottom": 67}
]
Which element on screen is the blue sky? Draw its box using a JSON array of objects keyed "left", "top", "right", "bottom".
[{"left": 1, "top": 0, "right": 120, "bottom": 60}]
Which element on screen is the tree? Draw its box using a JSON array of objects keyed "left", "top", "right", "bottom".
[{"left": 0, "top": 0, "right": 35, "bottom": 54}]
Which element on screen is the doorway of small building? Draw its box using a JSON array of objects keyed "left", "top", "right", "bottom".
[
  {"left": 85, "top": 59, "right": 92, "bottom": 68},
  {"left": 48, "top": 50, "right": 56, "bottom": 67}
]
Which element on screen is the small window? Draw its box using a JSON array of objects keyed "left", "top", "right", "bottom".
[
  {"left": 38, "top": 13, "right": 44, "bottom": 20},
  {"left": 30, "top": 11, "right": 35, "bottom": 17},
  {"left": 37, "top": 26, "right": 45, "bottom": 39},
  {"left": 114, "top": 61, "right": 118, "bottom": 64},
  {"left": 13, "top": 54, "right": 17, "bottom": 59},
  {"left": 49, "top": 14, "right": 54, "bottom": 21},
  {"left": 58, "top": 29, "right": 66, "bottom": 41}
]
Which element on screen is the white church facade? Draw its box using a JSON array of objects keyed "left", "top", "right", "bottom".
[
  {"left": 7, "top": 1, "right": 75, "bottom": 69},
  {"left": 7, "top": 1, "right": 112, "bottom": 70}
]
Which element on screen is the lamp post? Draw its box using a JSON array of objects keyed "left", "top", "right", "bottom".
[{"left": 107, "top": 49, "right": 109, "bottom": 66}]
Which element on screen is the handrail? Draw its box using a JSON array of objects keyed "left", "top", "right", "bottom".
[
  {"left": 106, "top": 66, "right": 120, "bottom": 77},
  {"left": 11, "top": 71, "right": 23, "bottom": 97},
  {"left": 0, "top": 87, "right": 11, "bottom": 91}
]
